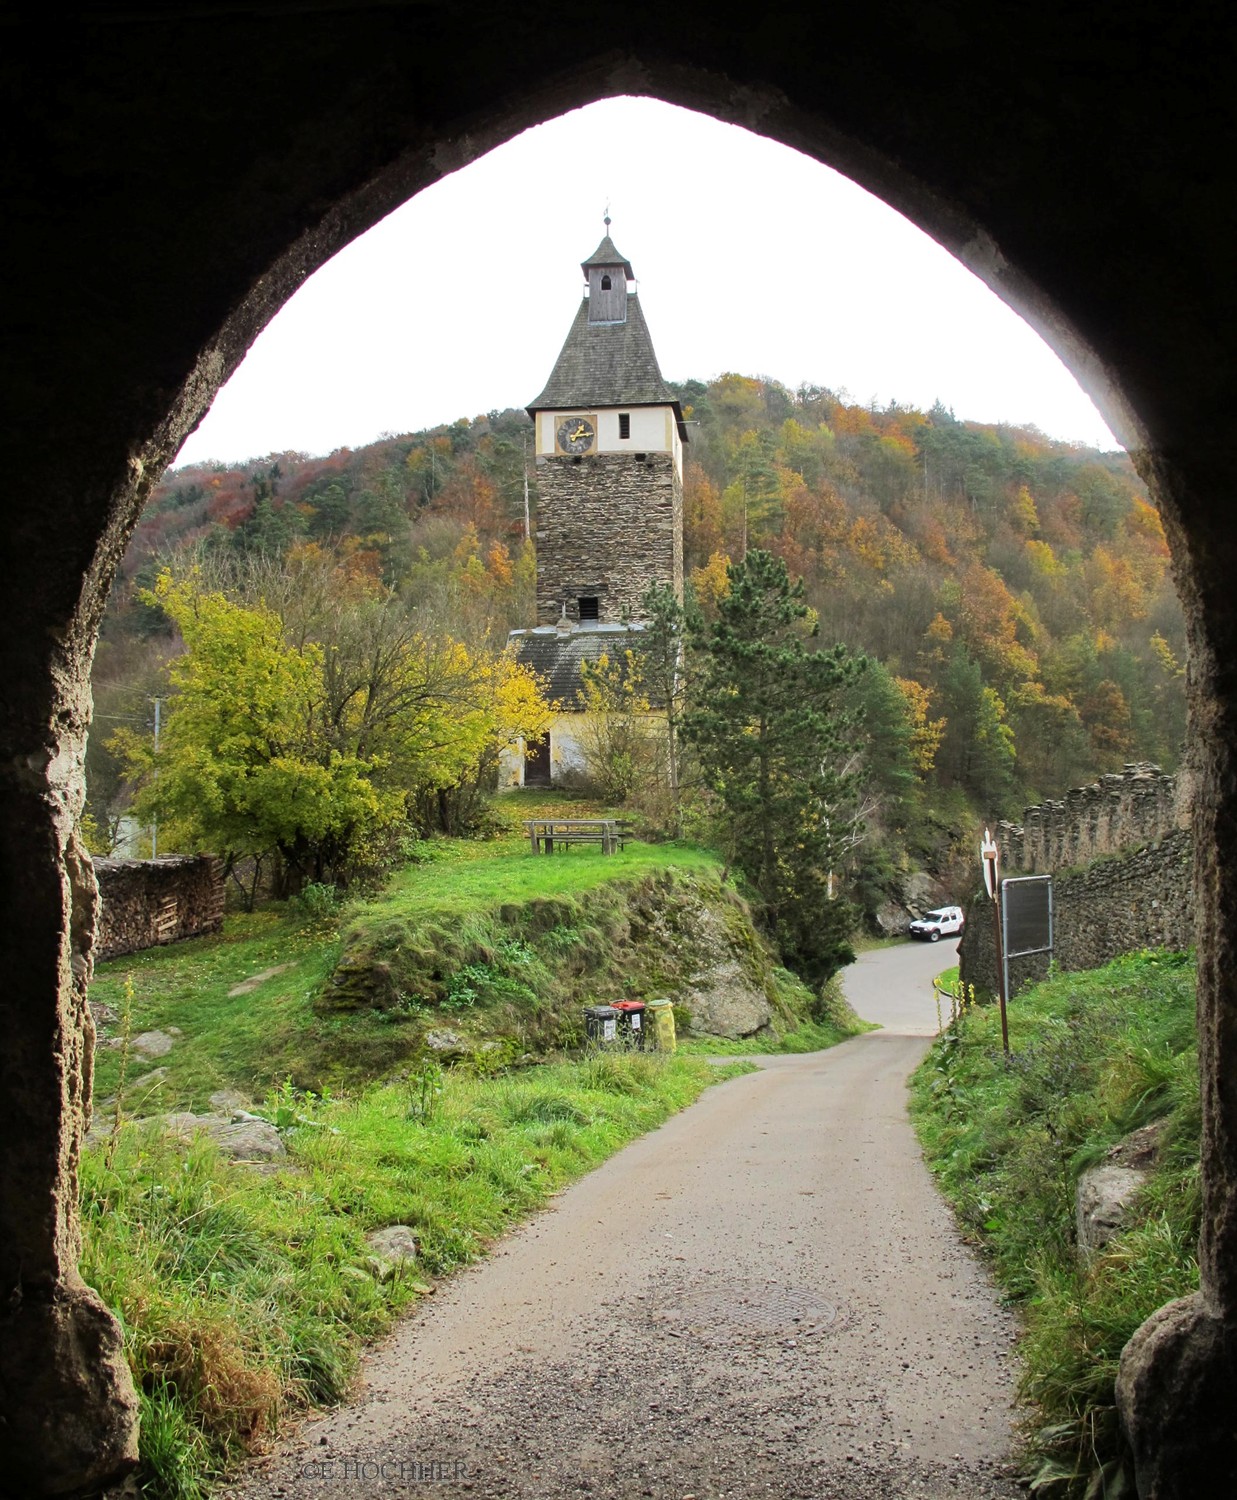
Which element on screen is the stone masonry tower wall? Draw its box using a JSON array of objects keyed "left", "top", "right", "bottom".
[{"left": 535, "top": 451, "right": 683, "bottom": 625}]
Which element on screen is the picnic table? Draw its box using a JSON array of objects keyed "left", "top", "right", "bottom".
[{"left": 525, "top": 818, "right": 627, "bottom": 854}]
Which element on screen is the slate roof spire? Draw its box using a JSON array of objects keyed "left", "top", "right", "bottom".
[{"left": 527, "top": 226, "right": 685, "bottom": 434}]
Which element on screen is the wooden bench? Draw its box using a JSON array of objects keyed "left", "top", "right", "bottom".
[{"left": 525, "top": 818, "right": 621, "bottom": 854}]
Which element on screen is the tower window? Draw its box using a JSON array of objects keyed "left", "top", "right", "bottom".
[
  {"left": 618, "top": 413, "right": 631, "bottom": 439},
  {"left": 577, "top": 595, "right": 600, "bottom": 621},
  {"left": 601, "top": 274, "right": 612, "bottom": 290}
]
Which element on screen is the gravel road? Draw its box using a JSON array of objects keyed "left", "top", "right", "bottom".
[{"left": 224, "top": 936, "right": 1022, "bottom": 1500}]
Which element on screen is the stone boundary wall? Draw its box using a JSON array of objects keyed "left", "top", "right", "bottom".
[
  {"left": 94, "top": 855, "right": 225, "bottom": 960},
  {"left": 995, "top": 761, "right": 1188, "bottom": 875},
  {"left": 959, "top": 829, "right": 1194, "bottom": 996},
  {"left": 959, "top": 762, "right": 1194, "bottom": 997}
]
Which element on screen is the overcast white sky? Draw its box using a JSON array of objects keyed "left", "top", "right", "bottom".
[{"left": 173, "top": 97, "right": 1119, "bottom": 469}]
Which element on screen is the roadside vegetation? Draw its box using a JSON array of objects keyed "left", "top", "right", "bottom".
[
  {"left": 86, "top": 1049, "right": 746, "bottom": 1499},
  {"left": 89, "top": 822, "right": 848, "bottom": 1117},
  {"left": 85, "top": 820, "right": 863, "bottom": 1497},
  {"left": 910, "top": 950, "right": 1199, "bottom": 1496}
]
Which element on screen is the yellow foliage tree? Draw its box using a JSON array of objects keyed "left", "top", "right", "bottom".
[
  {"left": 576, "top": 650, "right": 653, "bottom": 802},
  {"left": 893, "top": 677, "right": 946, "bottom": 776},
  {"left": 689, "top": 551, "right": 732, "bottom": 618}
]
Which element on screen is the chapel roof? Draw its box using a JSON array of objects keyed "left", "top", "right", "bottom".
[{"left": 508, "top": 623, "right": 652, "bottom": 709}]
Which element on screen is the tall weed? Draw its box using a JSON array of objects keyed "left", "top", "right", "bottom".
[
  {"left": 82, "top": 1051, "right": 743, "bottom": 1498},
  {"left": 910, "top": 949, "right": 1199, "bottom": 1496}
]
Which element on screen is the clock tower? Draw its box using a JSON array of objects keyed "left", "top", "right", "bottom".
[
  {"left": 526, "top": 226, "right": 686, "bottom": 626},
  {"left": 504, "top": 225, "right": 687, "bottom": 788}
]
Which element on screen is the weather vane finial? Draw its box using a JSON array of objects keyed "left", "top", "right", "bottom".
[{"left": 603, "top": 202, "right": 611, "bottom": 231}]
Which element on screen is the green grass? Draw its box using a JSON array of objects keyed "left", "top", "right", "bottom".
[
  {"left": 909, "top": 950, "right": 1200, "bottom": 1496},
  {"left": 89, "top": 836, "right": 723, "bottom": 1112},
  {"left": 84, "top": 823, "right": 861, "bottom": 1496},
  {"left": 83, "top": 1049, "right": 751, "bottom": 1499},
  {"left": 372, "top": 836, "right": 719, "bottom": 919},
  {"left": 934, "top": 963, "right": 960, "bottom": 993},
  {"left": 90, "top": 908, "right": 343, "bottom": 1112}
]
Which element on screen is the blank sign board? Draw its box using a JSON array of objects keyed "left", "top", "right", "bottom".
[{"left": 1003, "top": 876, "right": 1053, "bottom": 958}]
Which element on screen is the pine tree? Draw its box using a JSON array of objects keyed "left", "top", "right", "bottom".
[{"left": 683, "top": 549, "right": 864, "bottom": 985}]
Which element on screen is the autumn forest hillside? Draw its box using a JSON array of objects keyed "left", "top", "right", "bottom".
[{"left": 91, "top": 375, "right": 1185, "bottom": 887}]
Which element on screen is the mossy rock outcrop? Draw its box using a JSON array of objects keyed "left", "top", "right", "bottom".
[{"left": 315, "top": 868, "right": 803, "bottom": 1056}]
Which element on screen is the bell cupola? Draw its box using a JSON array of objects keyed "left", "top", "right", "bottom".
[{"left": 582, "top": 221, "right": 635, "bottom": 324}]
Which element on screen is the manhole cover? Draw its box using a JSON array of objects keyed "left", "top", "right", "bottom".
[{"left": 646, "top": 1277, "right": 840, "bottom": 1339}]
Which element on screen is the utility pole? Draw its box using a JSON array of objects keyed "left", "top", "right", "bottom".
[
  {"left": 150, "top": 696, "right": 161, "bottom": 859},
  {"left": 523, "top": 428, "right": 531, "bottom": 543}
]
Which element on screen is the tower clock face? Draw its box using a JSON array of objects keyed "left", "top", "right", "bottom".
[{"left": 556, "top": 416, "right": 596, "bottom": 454}]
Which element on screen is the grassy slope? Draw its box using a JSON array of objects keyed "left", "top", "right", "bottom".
[
  {"left": 86, "top": 824, "right": 855, "bottom": 1498},
  {"left": 909, "top": 951, "right": 1200, "bottom": 1496},
  {"left": 89, "top": 836, "right": 722, "bottom": 1113}
]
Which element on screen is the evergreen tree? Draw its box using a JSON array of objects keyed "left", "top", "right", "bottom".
[{"left": 683, "top": 549, "right": 864, "bottom": 985}]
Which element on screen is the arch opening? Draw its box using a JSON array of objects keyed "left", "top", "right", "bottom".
[{"left": 4, "top": 20, "right": 1235, "bottom": 1497}]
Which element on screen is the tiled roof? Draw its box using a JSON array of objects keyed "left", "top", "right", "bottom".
[
  {"left": 581, "top": 235, "right": 634, "bottom": 277},
  {"left": 509, "top": 624, "right": 651, "bottom": 709},
  {"left": 527, "top": 295, "right": 682, "bottom": 417}
]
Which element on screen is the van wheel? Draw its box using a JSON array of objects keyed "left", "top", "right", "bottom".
[{"left": 930, "top": 930, "right": 940, "bottom": 942}]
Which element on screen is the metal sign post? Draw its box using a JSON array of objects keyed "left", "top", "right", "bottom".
[
  {"left": 1002, "top": 876, "right": 1054, "bottom": 1013},
  {"left": 981, "top": 830, "right": 1010, "bottom": 1057}
]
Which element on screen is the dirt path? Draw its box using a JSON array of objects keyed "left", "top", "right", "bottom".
[{"left": 224, "top": 938, "right": 1020, "bottom": 1499}]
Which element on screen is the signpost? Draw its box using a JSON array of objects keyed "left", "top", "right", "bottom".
[
  {"left": 1002, "top": 876, "right": 1054, "bottom": 1006},
  {"left": 978, "top": 830, "right": 1054, "bottom": 1061},
  {"left": 980, "top": 829, "right": 1010, "bottom": 1056}
]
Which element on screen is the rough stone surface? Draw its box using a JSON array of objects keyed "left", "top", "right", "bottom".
[
  {"left": 228, "top": 963, "right": 291, "bottom": 997},
  {"left": 1116, "top": 1293, "right": 1237, "bottom": 1498},
  {"left": 630, "top": 877, "right": 776, "bottom": 1038},
  {"left": 901, "top": 871, "right": 943, "bottom": 911},
  {"left": 1076, "top": 1164, "right": 1149, "bottom": 1257},
  {"left": 997, "top": 763, "right": 1188, "bottom": 876},
  {"left": 682, "top": 954, "right": 773, "bottom": 1038},
  {"left": 535, "top": 451, "right": 683, "bottom": 625},
  {"left": 210, "top": 1120, "right": 287, "bottom": 1162},
  {"left": 365, "top": 1226, "right": 422, "bottom": 1282},
  {"left": 129, "top": 1029, "right": 175, "bottom": 1060},
  {"left": 875, "top": 900, "right": 911, "bottom": 936},
  {"left": 130, "top": 1067, "right": 170, "bottom": 1091},
  {"left": 960, "top": 769, "right": 1193, "bottom": 996},
  {"left": 0, "top": 1283, "right": 140, "bottom": 1495},
  {"left": 145, "top": 1112, "right": 287, "bottom": 1162},
  {"left": 423, "top": 1029, "right": 469, "bottom": 1060}
]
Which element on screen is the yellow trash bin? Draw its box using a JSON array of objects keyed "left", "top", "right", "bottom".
[{"left": 645, "top": 998, "right": 677, "bottom": 1053}]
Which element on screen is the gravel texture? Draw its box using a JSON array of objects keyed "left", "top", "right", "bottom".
[{"left": 223, "top": 938, "right": 1021, "bottom": 1499}]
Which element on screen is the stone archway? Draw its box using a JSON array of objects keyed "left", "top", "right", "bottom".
[{"left": 3, "top": 8, "right": 1234, "bottom": 1495}]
